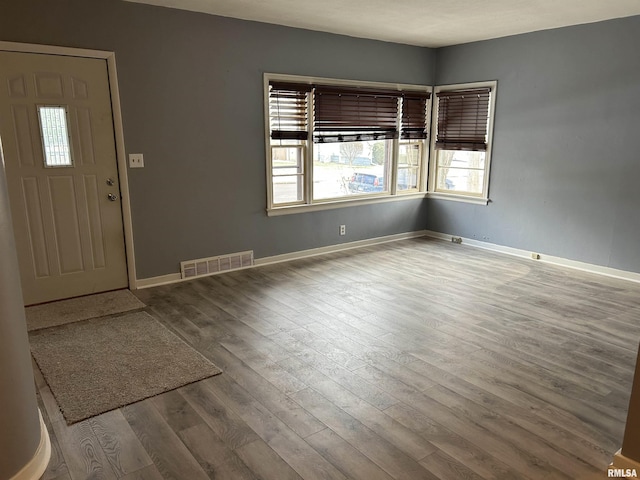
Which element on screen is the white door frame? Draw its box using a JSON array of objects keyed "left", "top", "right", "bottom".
[{"left": 0, "top": 41, "right": 137, "bottom": 290}]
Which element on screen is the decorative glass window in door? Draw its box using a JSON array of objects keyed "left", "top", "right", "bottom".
[{"left": 37, "top": 105, "right": 73, "bottom": 167}]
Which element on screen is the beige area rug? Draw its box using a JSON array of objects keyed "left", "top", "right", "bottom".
[
  {"left": 29, "top": 311, "right": 222, "bottom": 424},
  {"left": 25, "top": 289, "right": 145, "bottom": 331}
]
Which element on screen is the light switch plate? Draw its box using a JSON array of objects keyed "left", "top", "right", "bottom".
[{"left": 129, "top": 153, "right": 144, "bottom": 168}]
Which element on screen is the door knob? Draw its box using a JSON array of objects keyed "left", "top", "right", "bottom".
[
  {"left": 107, "top": 193, "right": 118, "bottom": 201},
  {"left": 106, "top": 178, "right": 115, "bottom": 186}
]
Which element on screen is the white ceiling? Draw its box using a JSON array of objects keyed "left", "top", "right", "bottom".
[{"left": 125, "top": 0, "right": 640, "bottom": 47}]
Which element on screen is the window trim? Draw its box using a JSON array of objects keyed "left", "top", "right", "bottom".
[
  {"left": 264, "top": 73, "right": 432, "bottom": 214},
  {"left": 427, "top": 80, "right": 497, "bottom": 204}
]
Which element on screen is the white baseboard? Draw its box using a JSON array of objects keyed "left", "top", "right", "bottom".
[
  {"left": 135, "top": 230, "right": 428, "bottom": 289},
  {"left": 424, "top": 230, "right": 640, "bottom": 284},
  {"left": 135, "top": 272, "right": 182, "bottom": 289},
  {"left": 135, "top": 229, "right": 640, "bottom": 289},
  {"left": 255, "top": 230, "right": 428, "bottom": 267},
  {"left": 10, "top": 409, "right": 51, "bottom": 480}
]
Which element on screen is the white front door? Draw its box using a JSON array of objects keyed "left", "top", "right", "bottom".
[{"left": 0, "top": 51, "right": 128, "bottom": 305}]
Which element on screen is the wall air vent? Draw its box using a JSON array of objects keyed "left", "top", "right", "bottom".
[{"left": 180, "top": 250, "right": 254, "bottom": 279}]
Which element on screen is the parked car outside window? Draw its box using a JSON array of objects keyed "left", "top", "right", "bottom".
[{"left": 348, "top": 173, "right": 384, "bottom": 193}]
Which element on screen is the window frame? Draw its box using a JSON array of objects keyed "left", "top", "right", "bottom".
[
  {"left": 428, "top": 81, "right": 497, "bottom": 205},
  {"left": 396, "top": 141, "right": 424, "bottom": 193},
  {"left": 270, "top": 144, "right": 306, "bottom": 206},
  {"left": 264, "top": 73, "right": 432, "bottom": 216}
]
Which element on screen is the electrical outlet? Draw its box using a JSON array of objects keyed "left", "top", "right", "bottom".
[
  {"left": 129, "top": 153, "right": 144, "bottom": 168},
  {"left": 339, "top": 225, "right": 346, "bottom": 236}
]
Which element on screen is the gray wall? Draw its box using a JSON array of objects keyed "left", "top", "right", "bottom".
[
  {"left": 3, "top": 1, "right": 639, "bottom": 278},
  {"left": 430, "top": 16, "right": 640, "bottom": 273},
  {"left": 1, "top": 0, "right": 434, "bottom": 279}
]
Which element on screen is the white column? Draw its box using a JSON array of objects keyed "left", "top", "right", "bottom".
[
  {"left": 612, "top": 341, "right": 640, "bottom": 473},
  {"left": 0, "top": 157, "right": 50, "bottom": 479}
]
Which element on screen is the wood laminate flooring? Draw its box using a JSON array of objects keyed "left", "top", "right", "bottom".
[{"left": 35, "top": 237, "right": 640, "bottom": 479}]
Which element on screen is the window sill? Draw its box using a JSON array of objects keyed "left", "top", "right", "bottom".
[
  {"left": 267, "top": 192, "right": 428, "bottom": 216},
  {"left": 427, "top": 192, "right": 490, "bottom": 205}
]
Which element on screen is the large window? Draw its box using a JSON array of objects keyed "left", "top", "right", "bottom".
[
  {"left": 429, "top": 82, "right": 497, "bottom": 202},
  {"left": 266, "top": 75, "right": 431, "bottom": 213}
]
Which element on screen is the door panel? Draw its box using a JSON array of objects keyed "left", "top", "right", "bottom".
[
  {"left": 10, "top": 105, "right": 36, "bottom": 166},
  {"left": 0, "top": 51, "right": 127, "bottom": 305},
  {"left": 48, "top": 175, "right": 84, "bottom": 274},
  {"left": 21, "top": 177, "right": 49, "bottom": 277}
]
